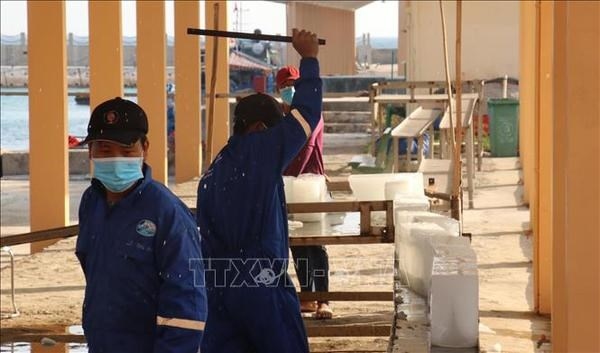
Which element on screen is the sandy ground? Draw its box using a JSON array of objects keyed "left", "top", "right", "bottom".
[{"left": 0, "top": 149, "right": 551, "bottom": 352}]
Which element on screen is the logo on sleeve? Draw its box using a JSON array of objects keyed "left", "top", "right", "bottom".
[{"left": 136, "top": 219, "right": 157, "bottom": 237}]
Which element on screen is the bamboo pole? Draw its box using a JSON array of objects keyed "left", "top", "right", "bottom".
[
  {"left": 204, "top": 2, "right": 220, "bottom": 168},
  {"left": 453, "top": 0, "right": 464, "bottom": 221},
  {"left": 438, "top": 0, "right": 461, "bottom": 222}
]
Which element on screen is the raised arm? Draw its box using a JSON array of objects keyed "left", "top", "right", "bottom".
[{"left": 255, "top": 29, "right": 323, "bottom": 174}]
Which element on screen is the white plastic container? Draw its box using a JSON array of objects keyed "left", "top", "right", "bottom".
[{"left": 348, "top": 173, "right": 424, "bottom": 201}]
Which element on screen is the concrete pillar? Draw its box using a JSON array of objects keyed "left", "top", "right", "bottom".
[
  {"left": 174, "top": 1, "right": 202, "bottom": 183},
  {"left": 205, "top": 0, "right": 230, "bottom": 162},
  {"left": 88, "top": 1, "right": 123, "bottom": 109},
  {"left": 137, "top": 1, "right": 167, "bottom": 184},
  {"left": 286, "top": 2, "right": 355, "bottom": 75},
  {"left": 27, "top": 1, "right": 69, "bottom": 253},
  {"left": 552, "top": 1, "right": 600, "bottom": 351}
]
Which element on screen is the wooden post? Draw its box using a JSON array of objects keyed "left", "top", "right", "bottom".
[
  {"left": 453, "top": 0, "right": 464, "bottom": 219},
  {"left": 204, "top": 0, "right": 229, "bottom": 164}
]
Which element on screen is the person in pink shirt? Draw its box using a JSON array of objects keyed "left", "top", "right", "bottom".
[{"left": 277, "top": 66, "right": 332, "bottom": 319}]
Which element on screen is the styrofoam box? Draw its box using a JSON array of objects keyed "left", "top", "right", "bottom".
[{"left": 348, "top": 173, "right": 425, "bottom": 201}]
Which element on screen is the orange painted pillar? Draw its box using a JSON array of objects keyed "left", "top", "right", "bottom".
[
  {"left": 137, "top": 1, "right": 168, "bottom": 184},
  {"left": 27, "top": 1, "right": 69, "bottom": 253},
  {"left": 535, "top": 0, "right": 553, "bottom": 315},
  {"left": 552, "top": 1, "right": 600, "bottom": 351},
  {"left": 175, "top": 1, "right": 202, "bottom": 183},
  {"left": 88, "top": 1, "right": 123, "bottom": 109},
  {"left": 205, "top": 0, "right": 230, "bottom": 162},
  {"left": 519, "top": 0, "right": 536, "bottom": 207}
]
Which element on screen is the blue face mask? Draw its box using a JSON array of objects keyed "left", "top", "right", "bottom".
[
  {"left": 92, "top": 157, "right": 144, "bottom": 193},
  {"left": 280, "top": 86, "right": 295, "bottom": 105}
]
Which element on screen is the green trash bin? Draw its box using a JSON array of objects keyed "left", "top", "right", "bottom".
[{"left": 488, "top": 98, "right": 519, "bottom": 157}]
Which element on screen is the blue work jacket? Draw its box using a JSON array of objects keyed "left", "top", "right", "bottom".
[{"left": 76, "top": 165, "right": 207, "bottom": 353}]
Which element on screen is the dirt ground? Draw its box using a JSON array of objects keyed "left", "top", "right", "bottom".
[{"left": 0, "top": 151, "right": 551, "bottom": 352}]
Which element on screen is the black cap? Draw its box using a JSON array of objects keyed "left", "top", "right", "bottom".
[
  {"left": 233, "top": 93, "right": 283, "bottom": 134},
  {"left": 81, "top": 97, "right": 148, "bottom": 146}
]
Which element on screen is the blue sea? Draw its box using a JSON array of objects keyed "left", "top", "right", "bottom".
[{"left": 0, "top": 89, "right": 138, "bottom": 151}]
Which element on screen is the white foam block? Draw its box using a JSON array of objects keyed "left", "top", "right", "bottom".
[
  {"left": 396, "top": 222, "right": 451, "bottom": 297},
  {"left": 349, "top": 173, "right": 424, "bottom": 201},
  {"left": 393, "top": 194, "right": 431, "bottom": 213},
  {"left": 395, "top": 211, "right": 459, "bottom": 236},
  {"left": 288, "top": 174, "right": 326, "bottom": 222},
  {"left": 430, "top": 239, "right": 478, "bottom": 348}
]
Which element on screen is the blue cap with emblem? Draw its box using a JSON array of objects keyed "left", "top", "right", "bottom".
[{"left": 81, "top": 97, "right": 149, "bottom": 146}]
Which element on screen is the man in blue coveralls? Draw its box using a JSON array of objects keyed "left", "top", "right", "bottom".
[
  {"left": 196, "top": 28, "right": 321, "bottom": 353},
  {"left": 76, "top": 97, "right": 207, "bottom": 353}
]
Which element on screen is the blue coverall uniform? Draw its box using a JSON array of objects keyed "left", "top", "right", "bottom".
[
  {"left": 196, "top": 57, "right": 322, "bottom": 353},
  {"left": 76, "top": 165, "right": 207, "bottom": 353}
]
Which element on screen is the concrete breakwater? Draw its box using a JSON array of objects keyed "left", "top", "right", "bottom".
[
  {"left": 1, "top": 149, "right": 91, "bottom": 176},
  {"left": 1, "top": 66, "right": 175, "bottom": 88}
]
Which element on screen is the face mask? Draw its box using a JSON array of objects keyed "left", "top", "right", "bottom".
[
  {"left": 92, "top": 157, "right": 144, "bottom": 193},
  {"left": 280, "top": 86, "right": 295, "bottom": 105}
]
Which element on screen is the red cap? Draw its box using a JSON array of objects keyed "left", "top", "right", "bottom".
[{"left": 276, "top": 66, "right": 300, "bottom": 87}]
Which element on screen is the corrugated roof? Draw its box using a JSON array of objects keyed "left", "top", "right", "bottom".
[{"left": 229, "top": 50, "right": 273, "bottom": 72}]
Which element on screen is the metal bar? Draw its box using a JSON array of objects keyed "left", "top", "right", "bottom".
[
  {"left": 0, "top": 225, "right": 79, "bottom": 247},
  {"left": 298, "top": 291, "right": 393, "bottom": 302},
  {"left": 466, "top": 124, "right": 475, "bottom": 209},
  {"left": 187, "top": 28, "right": 326, "bottom": 45},
  {"left": 0, "top": 247, "right": 20, "bottom": 319}
]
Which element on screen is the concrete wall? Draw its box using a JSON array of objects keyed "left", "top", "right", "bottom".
[
  {"left": 402, "top": 0, "right": 519, "bottom": 81},
  {"left": 1, "top": 150, "right": 90, "bottom": 176},
  {"left": 286, "top": 2, "right": 356, "bottom": 75}
]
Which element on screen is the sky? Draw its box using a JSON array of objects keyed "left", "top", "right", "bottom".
[{"left": 0, "top": 0, "right": 398, "bottom": 38}]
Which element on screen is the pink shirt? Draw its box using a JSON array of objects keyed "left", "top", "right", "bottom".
[{"left": 283, "top": 116, "right": 325, "bottom": 176}]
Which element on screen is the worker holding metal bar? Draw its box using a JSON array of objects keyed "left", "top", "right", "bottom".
[
  {"left": 76, "top": 98, "right": 207, "bottom": 353},
  {"left": 196, "top": 28, "right": 321, "bottom": 353},
  {"left": 276, "top": 65, "right": 332, "bottom": 319}
]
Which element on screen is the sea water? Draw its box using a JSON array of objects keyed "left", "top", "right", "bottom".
[{"left": 0, "top": 91, "right": 138, "bottom": 151}]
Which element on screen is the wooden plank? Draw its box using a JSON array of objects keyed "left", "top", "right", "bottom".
[
  {"left": 360, "top": 202, "right": 371, "bottom": 236},
  {"left": 305, "top": 325, "right": 391, "bottom": 337},
  {"left": 289, "top": 235, "right": 388, "bottom": 246},
  {"left": 326, "top": 180, "right": 351, "bottom": 192},
  {"left": 287, "top": 201, "right": 389, "bottom": 214},
  {"left": 0, "top": 225, "right": 79, "bottom": 247},
  {"left": 298, "top": 291, "right": 393, "bottom": 302}
]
